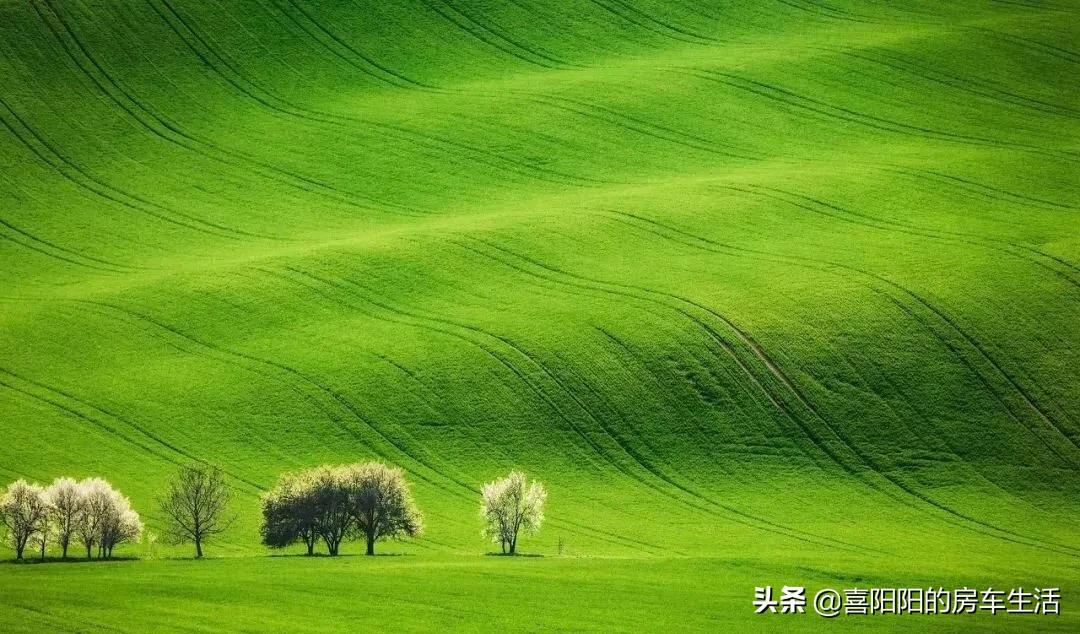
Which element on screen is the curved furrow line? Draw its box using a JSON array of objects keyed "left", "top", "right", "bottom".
[
  {"left": 881, "top": 170, "right": 1080, "bottom": 274},
  {"left": 266, "top": 266, "right": 629, "bottom": 477},
  {"left": 75, "top": 298, "right": 359, "bottom": 462},
  {"left": 808, "top": 310, "right": 1067, "bottom": 512},
  {"left": 887, "top": 167, "right": 1078, "bottom": 213},
  {"left": 67, "top": 296, "right": 548, "bottom": 533},
  {"left": 260, "top": 265, "right": 670, "bottom": 500},
  {"left": 0, "top": 95, "right": 262, "bottom": 244},
  {"left": 416, "top": 0, "right": 558, "bottom": 69},
  {"left": 34, "top": 0, "right": 422, "bottom": 221},
  {"left": 77, "top": 299, "right": 468, "bottom": 491},
  {"left": 366, "top": 353, "right": 674, "bottom": 557},
  {"left": 462, "top": 236, "right": 1080, "bottom": 556},
  {"left": 248, "top": 0, "right": 425, "bottom": 90},
  {"left": 270, "top": 267, "right": 731, "bottom": 513},
  {"left": 584, "top": 0, "right": 714, "bottom": 45},
  {"left": 601, "top": 208, "right": 1080, "bottom": 478},
  {"left": 772, "top": 0, "right": 874, "bottom": 24},
  {"left": 369, "top": 352, "right": 457, "bottom": 426},
  {"left": 685, "top": 69, "right": 1080, "bottom": 164},
  {"left": 865, "top": 287, "right": 1080, "bottom": 467},
  {"left": 596, "top": 323, "right": 763, "bottom": 457},
  {"left": 593, "top": 0, "right": 721, "bottom": 42},
  {"left": 599, "top": 208, "right": 1080, "bottom": 466},
  {"left": 848, "top": 179, "right": 1079, "bottom": 277},
  {"left": 454, "top": 238, "right": 941, "bottom": 502},
  {"left": 973, "top": 27, "right": 1080, "bottom": 65},
  {"left": 589, "top": 326, "right": 745, "bottom": 462},
  {"left": 872, "top": 279, "right": 1080, "bottom": 442},
  {"left": 680, "top": 186, "right": 1080, "bottom": 446},
  {"left": 437, "top": 0, "right": 580, "bottom": 68},
  {"left": 0, "top": 366, "right": 264, "bottom": 493},
  {"left": 507, "top": 90, "right": 764, "bottom": 161},
  {"left": 737, "top": 187, "right": 1080, "bottom": 419},
  {"left": 150, "top": 0, "right": 606, "bottom": 189},
  {"left": 81, "top": 291, "right": 670, "bottom": 556},
  {"left": 0, "top": 375, "right": 186, "bottom": 469},
  {"left": 258, "top": 266, "right": 701, "bottom": 554},
  {"left": 0, "top": 230, "right": 119, "bottom": 275},
  {"left": 274, "top": 263, "right": 876, "bottom": 554},
  {"left": 449, "top": 238, "right": 950, "bottom": 546},
  {"left": 270, "top": 0, "right": 434, "bottom": 89},
  {"left": 535, "top": 231, "right": 1080, "bottom": 553},
  {"left": 558, "top": 331, "right": 887, "bottom": 554},
  {"left": 828, "top": 46, "right": 1080, "bottom": 120},
  {"left": 0, "top": 218, "right": 135, "bottom": 273},
  {"left": 735, "top": 184, "right": 1080, "bottom": 291}
]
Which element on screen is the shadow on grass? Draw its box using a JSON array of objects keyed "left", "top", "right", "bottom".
[
  {"left": 266, "top": 552, "right": 414, "bottom": 558},
  {"left": 483, "top": 552, "right": 545, "bottom": 558},
  {"left": 1, "top": 556, "right": 139, "bottom": 565}
]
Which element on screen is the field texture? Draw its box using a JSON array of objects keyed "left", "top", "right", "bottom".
[{"left": 1, "top": 0, "right": 1078, "bottom": 631}]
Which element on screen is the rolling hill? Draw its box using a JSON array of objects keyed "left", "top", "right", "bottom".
[{"left": 1, "top": 0, "right": 1078, "bottom": 631}]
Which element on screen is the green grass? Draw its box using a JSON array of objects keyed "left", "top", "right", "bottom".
[
  {"left": 2, "top": 551, "right": 1078, "bottom": 633},
  {"left": 1, "top": 0, "right": 1079, "bottom": 631}
]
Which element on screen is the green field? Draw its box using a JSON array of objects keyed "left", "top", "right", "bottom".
[{"left": 1, "top": 0, "right": 1079, "bottom": 631}]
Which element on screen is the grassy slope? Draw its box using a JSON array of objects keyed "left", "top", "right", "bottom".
[{"left": 0, "top": 0, "right": 1078, "bottom": 630}]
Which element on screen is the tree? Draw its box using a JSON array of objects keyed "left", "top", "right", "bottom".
[
  {"left": 159, "top": 464, "right": 233, "bottom": 558},
  {"left": 0, "top": 480, "right": 48, "bottom": 560},
  {"left": 260, "top": 463, "right": 422, "bottom": 556},
  {"left": 73, "top": 478, "right": 141, "bottom": 559},
  {"left": 76, "top": 478, "right": 112, "bottom": 559},
  {"left": 310, "top": 466, "right": 353, "bottom": 556},
  {"left": 481, "top": 471, "right": 547, "bottom": 555},
  {"left": 98, "top": 492, "right": 142, "bottom": 559},
  {"left": 46, "top": 477, "right": 85, "bottom": 559},
  {"left": 32, "top": 517, "right": 52, "bottom": 560},
  {"left": 342, "top": 462, "right": 422, "bottom": 556},
  {"left": 262, "top": 472, "right": 320, "bottom": 555}
]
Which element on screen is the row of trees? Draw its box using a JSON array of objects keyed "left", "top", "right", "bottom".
[
  {"left": 0, "top": 478, "right": 142, "bottom": 560},
  {"left": 260, "top": 462, "right": 423, "bottom": 556},
  {"left": 261, "top": 465, "right": 548, "bottom": 556},
  {"left": 2, "top": 465, "right": 548, "bottom": 560}
]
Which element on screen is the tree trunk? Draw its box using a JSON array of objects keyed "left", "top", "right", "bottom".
[
  {"left": 15, "top": 540, "right": 24, "bottom": 560},
  {"left": 195, "top": 537, "right": 203, "bottom": 558},
  {"left": 366, "top": 535, "right": 375, "bottom": 556},
  {"left": 61, "top": 541, "right": 68, "bottom": 559},
  {"left": 40, "top": 540, "right": 46, "bottom": 559},
  {"left": 306, "top": 538, "right": 314, "bottom": 556},
  {"left": 510, "top": 535, "right": 517, "bottom": 555},
  {"left": 86, "top": 543, "right": 92, "bottom": 559}
]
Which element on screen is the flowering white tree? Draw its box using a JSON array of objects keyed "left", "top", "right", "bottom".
[
  {"left": 74, "top": 478, "right": 141, "bottom": 559},
  {"left": 0, "top": 479, "right": 49, "bottom": 560},
  {"left": 76, "top": 478, "right": 112, "bottom": 559},
  {"left": 46, "top": 477, "right": 85, "bottom": 559},
  {"left": 30, "top": 519, "right": 54, "bottom": 560},
  {"left": 99, "top": 490, "right": 142, "bottom": 559},
  {"left": 480, "top": 471, "right": 547, "bottom": 555}
]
